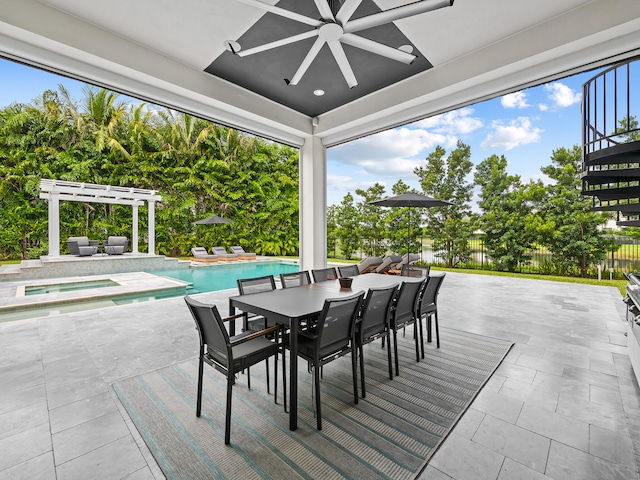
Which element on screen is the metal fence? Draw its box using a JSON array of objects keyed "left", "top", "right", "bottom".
[{"left": 332, "top": 234, "right": 640, "bottom": 279}]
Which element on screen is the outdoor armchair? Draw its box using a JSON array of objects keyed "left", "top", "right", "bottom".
[
  {"left": 230, "top": 245, "right": 257, "bottom": 260},
  {"left": 184, "top": 295, "right": 284, "bottom": 445},
  {"left": 104, "top": 236, "right": 128, "bottom": 255},
  {"left": 66, "top": 236, "right": 98, "bottom": 256}
]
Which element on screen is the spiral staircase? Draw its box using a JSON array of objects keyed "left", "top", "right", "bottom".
[{"left": 581, "top": 58, "right": 640, "bottom": 226}]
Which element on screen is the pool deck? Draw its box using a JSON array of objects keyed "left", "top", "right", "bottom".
[
  {"left": 0, "top": 272, "right": 190, "bottom": 313},
  {"left": 0, "top": 272, "right": 639, "bottom": 480}
]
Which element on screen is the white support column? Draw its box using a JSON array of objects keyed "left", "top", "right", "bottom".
[
  {"left": 47, "top": 193, "right": 60, "bottom": 257},
  {"left": 299, "top": 136, "right": 327, "bottom": 271},
  {"left": 148, "top": 200, "right": 156, "bottom": 255},
  {"left": 132, "top": 204, "right": 139, "bottom": 254}
]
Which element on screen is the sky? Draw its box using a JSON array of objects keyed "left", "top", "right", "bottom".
[{"left": 0, "top": 57, "right": 594, "bottom": 208}]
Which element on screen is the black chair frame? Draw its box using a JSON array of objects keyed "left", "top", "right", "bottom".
[{"left": 185, "top": 295, "right": 285, "bottom": 445}]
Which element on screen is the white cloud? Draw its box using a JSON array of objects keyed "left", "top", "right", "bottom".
[
  {"left": 329, "top": 126, "right": 456, "bottom": 178},
  {"left": 412, "top": 107, "right": 483, "bottom": 135},
  {"left": 480, "top": 117, "right": 542, "bottom": 150},
  {"left": 538, "top": 104, "right": 549, "bottom": 111},
  {"left": 501, "top": 91, "right": 530, "bottom": 109},
  {"left": 544, "top": 82, "right": 581, "bottom": 107}
]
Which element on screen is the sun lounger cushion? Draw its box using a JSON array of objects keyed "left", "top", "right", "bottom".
[
  {"left": 230, "top": 246, "right": 256, "bottom": 259},
  {"left": 358, "top": 256, "right": 383, "bottom": 273},
  {"left": 375, "top": 255, "right": 402, "bottom": 274},
  {"left": 211, "top": 246, "right": 239, "bottom": 260},
  {"left": 191, "top": 247, "right": 220, "bottom": 262}
]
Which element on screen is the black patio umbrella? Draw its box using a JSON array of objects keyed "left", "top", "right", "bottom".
[
  {"left": 193, "top": 214, "right": 232, "bottom": 225},
  {"left": 369, "top": 193, "right": 452, "bottom": 255},
  {"left": 193, "top": 215, "right": 232, "bottom": 246}
]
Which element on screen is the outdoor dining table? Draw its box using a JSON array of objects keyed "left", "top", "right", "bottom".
[{"left": 228, "top": 272, "right": 423, "bottom": 431}]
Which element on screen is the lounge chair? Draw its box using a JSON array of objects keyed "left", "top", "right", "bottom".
[
  {"left": 66, "top": 236, "right": 98, "bottom": 256},
  {"left": 230, "top": 246, "right": 257, "bottom": 260},
  {"left": 211, "top": 246, "right": 239, "bottom": 261},
  {"left": 357, "top": 256, "right": 383, "bottom": 274},
  {"left": 190, "top": 247, "right": 220, "bottom": 262},
  {"left": 375, "top": 255, "right": 402, "bottom": 274},
  {"left": 388, "top": 253, "right": 420, "bottom": 274},
  {"left": 104, "top": 236, "right": 128, "bottom": 255}
]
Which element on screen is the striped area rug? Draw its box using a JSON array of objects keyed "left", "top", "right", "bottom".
[{"left": 113, "top": 327, "right": 512, "bottom": 480}]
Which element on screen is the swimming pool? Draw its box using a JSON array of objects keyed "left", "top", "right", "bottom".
[
  {"left": 148, "top": 261, "right": 301, "bottom": 294},
  {"left": 1, "top": 260, "right": 301, "bottom": 322}
]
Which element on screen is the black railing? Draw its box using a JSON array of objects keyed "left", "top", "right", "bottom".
[{"left": 583, "top": 58, "right": 640, "bottom": 159}]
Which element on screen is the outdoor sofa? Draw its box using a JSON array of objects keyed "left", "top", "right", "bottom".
[{"left": 103, "top": 236, "right": 128, "bottom": 255}]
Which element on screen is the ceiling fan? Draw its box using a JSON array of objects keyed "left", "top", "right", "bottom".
[{"left": 226, "top": 0, "right": 453, "bottom": 89}]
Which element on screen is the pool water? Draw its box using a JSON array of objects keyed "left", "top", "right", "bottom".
[{"left": 149, "top": 261, "right": 301, "bottom": 294}]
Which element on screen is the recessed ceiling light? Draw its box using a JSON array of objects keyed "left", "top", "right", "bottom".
[{"left": 313, "top": 89, "right": 325, "bottom": 96}]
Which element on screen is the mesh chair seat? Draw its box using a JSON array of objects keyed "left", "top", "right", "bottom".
[
  {"left": 280, "top": 271, "right": 312, "bottom": 288},
  {"left": 311, "top": 267, "right": 338, "bottom": 282},
  {"left": 338, "top": 265, "right": 360, "bottom": 277}
]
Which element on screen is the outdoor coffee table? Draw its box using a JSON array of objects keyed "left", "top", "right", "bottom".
[{"left": 228, "top": 273, "right": 422, "bottom": 431}]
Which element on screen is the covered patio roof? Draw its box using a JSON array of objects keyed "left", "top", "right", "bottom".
[{"left": 2, "top": 0, "right": 639, "bottom": 268}]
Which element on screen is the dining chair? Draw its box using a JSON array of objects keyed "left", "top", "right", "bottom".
[
  {"left": 356, "top": 285, "right": 398, "bottom": 398},
  {"left": 311, "top": 267, "right": 338, "bottom": 282},
  {"left": 338, "top": 264, "right": 360, "bottom": 278},
  {"left": 390, "top": 279, "right": 427, "bottom": 376},
  {"left": 236, "top": 275, "right": 277, "bottom": 332},
  {"left": 279, "top": 270, "right": 312, "bottom": 288},
  {"left": 400, "top": 264, "right": 430, "bottom": 277},
  {"left": 294, "top": 290, "right": 365, "bottom": 430},
  {"left": 418, "top": 273, "right": 446, "bottom": 351},
  {"left": 184, "top": 295, "right": 285, "bottom": 445}
]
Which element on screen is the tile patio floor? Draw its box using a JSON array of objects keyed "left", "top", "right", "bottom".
[{"left": 0, "top": 271, "right": 639, "bottom": 479}]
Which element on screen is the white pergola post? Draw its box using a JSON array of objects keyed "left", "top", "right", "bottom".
[
  {"left": 299, "top": 136, "right": 327, "bottom": 271},
  {"left": 132, "top": 204, "right": 139, "bottom": 254},
  {"left": 47, "top": 192, "right": 60, "bottom": 257},
  {"left": 148, "top": 200, "right": 156, "bottom": 255}
]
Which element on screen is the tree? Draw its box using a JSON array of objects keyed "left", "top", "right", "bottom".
[
  {"left": 384, "top": 180, "right": 423, "bottom": 256},
  {"left": 538, "top": 145, "right": 616, "bottom": 277},
  {"left": 355, "top": 183, "right": 388, "bottom": 257},
  {"left": 414, "top": 141, "right": 476, "bottom": 267},
  {"left": 474, "top": 154, "right": 541, "bottom": 272},
  {"left": 335, "top": 192, "right": 360, "bottom": 259}
]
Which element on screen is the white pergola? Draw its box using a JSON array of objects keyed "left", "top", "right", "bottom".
[{"left": 39, "top": 179, "right": 162, "bottom": 257}]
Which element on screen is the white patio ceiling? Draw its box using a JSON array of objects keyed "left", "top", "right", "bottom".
[{"left": 0, "top": 0, "right": 638, "bottom": 148}]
